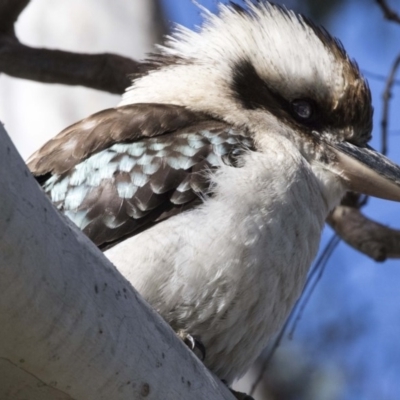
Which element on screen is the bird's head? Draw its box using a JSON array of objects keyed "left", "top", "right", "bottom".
[{"left": 121, "top": 1, "right": 400, "bottom": 202}]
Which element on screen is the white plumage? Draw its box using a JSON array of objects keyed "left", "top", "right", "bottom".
[
  {"left": 106, "top": 131, "right": 342, "bottom": 382},
  {"left": 120, "top": 3, "right": 344, "bottom": 131},
  {"left": 28, "top": 1, "right": 400, "bottom": 390}
]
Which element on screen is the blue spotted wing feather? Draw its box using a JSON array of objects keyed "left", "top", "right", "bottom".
[{"left": 28, "top": 104, "right": 253, "bottom": 249}]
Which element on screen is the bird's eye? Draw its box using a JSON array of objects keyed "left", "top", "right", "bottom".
[{"left": 291, "top": 99, "right": 313, "bottom": 120}]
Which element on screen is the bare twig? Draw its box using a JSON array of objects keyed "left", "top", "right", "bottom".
[
  {"left": 288, "top": 235, "right": 340, "bottom": 339},
  {"left": 249, "top": 235, "right": 340, "bottom": 396},
  {"left": 327, "top": 206, "right": 400, "bottom": 261},
  {"left": 0, "top": 0, "right": 163, "bottom": 94},
  {"left": 249, "top": 315, "right": 291, "bottom": 396},
  {"left": 0, "top": 39, "right": 140, "bottom": 94},
  {"left": 381, "top": 54, "right": 400, "bottom": 155},
  {"left": 376, "top": 0, "right": 400, "bottom": 24},
  {"left": 362, "top": 69, "right": 400, "bottom": 86}
]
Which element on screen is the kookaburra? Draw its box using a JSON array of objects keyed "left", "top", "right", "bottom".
[{"left": 28, "top": 1, "right": 400, "bottom": 388}]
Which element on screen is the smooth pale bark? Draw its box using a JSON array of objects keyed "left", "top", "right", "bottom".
[{"left": 0, "top": 123, "right": 233, "bottom": 400}]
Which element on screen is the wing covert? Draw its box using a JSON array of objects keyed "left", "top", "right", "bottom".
[{"left": 29, "top": 104, "right": 254, "bottom": 249}]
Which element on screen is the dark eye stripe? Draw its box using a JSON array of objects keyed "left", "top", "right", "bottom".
[
  {"left": 230, "top": 58, "right": 372, "bottom": 144},
  {"left": 231, "top": 59, "right": 317, "bottom": 128}
]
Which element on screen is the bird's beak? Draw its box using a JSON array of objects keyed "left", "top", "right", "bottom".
[{"left": 329, "top": 141, "right": 400, "bottom": 202}]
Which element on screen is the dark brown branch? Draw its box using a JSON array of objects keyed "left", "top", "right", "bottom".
[
  {"left": 0, "top": 0, "right": 30, "bottom": 34},
  {"left": 327, "top": 206, "right": 400, "bottom": 261},
  {"left": 376, "top": 0, "right": 400, "bottom": 24},
  {"left": 0, "top": 39, "right": 140, "bottom": 94},
  {"left": 381, "top": 54, "right": 400, "bottom": 155}
]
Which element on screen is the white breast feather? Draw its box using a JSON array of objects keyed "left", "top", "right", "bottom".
[{"left": 105, "top": 133, "right": 344, "bottom": 382}]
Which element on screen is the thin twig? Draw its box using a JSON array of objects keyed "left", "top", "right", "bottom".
[
  {"left": 287, "top": 235, "right": 340, "bottom": 338},
  {"left": 362, "top": 69, "right": 400, "bottom": 85},
  {"left": 381, "top": 54, "right": 400, "bottom": 155},
  {"left": 376, "top": 0, "right": 400, "bottom": 24},
  {"left": 249, "top": 235, "right": 340, "bottom": 395},
  {"left": 249, "top": 311, "right": 292, "bottom": 395}
]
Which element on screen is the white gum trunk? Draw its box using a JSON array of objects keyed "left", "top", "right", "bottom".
[{"left": 0, "top": 122, "right": 233, "bottom": 400}]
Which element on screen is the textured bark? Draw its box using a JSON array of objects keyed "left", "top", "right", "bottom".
[{"left": 0, "top": 122, "right": 233, "bottom": 400}]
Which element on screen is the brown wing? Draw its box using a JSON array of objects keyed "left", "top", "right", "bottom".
[
  {"left": 28, "top": 103, "right": 254, "bottom": 249},
  {"left": 28, "top": 103, "right": 209, "bottom": 177}
]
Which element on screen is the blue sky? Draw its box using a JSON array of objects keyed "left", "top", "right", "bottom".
[{"left": 161, "top": 1, "right": 400, "bottom": 398}]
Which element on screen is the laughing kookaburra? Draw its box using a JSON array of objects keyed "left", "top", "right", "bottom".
[{"left": 28, "top": 1, "right": 400, "bottom": 388}]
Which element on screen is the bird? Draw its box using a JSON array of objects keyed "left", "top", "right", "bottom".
[{"left": 27, "top": 0, "right": 400, "bottom": 393}]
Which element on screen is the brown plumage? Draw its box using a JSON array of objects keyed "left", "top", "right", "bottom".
[{"left": 28, "top": 103, "right": 254, "bottom": 249}]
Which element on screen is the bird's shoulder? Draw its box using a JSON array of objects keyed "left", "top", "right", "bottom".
[{"left": 28, "top": 103, "right": 254, "bottom": 249}]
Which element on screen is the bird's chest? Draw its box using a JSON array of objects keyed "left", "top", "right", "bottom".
[
  {"left": 106, "top": 149, "right": 332, "bottom": 383},
  {"left": 174, "top": 171, "right": 325, "bottom": 381}
]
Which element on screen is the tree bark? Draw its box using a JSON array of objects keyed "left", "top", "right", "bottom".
[{"left": 0, "top": 122, "right": 233, "bottom": 400}]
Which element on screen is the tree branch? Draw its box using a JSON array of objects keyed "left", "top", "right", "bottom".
[
  {"left": 376, "top": 0, "right": 400, "bottom": 24},
  {"left": 0, "top": 122, "right": 233, "bottom": 400},
  {"left": 0, "top": 39, "right": 140, "bottom": 94},
  {"left": 327, "top": 206, "right": 400, "bottom": 261},
  {"left": 0, "top": 0, "right": 30, "bottom": 34}
]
